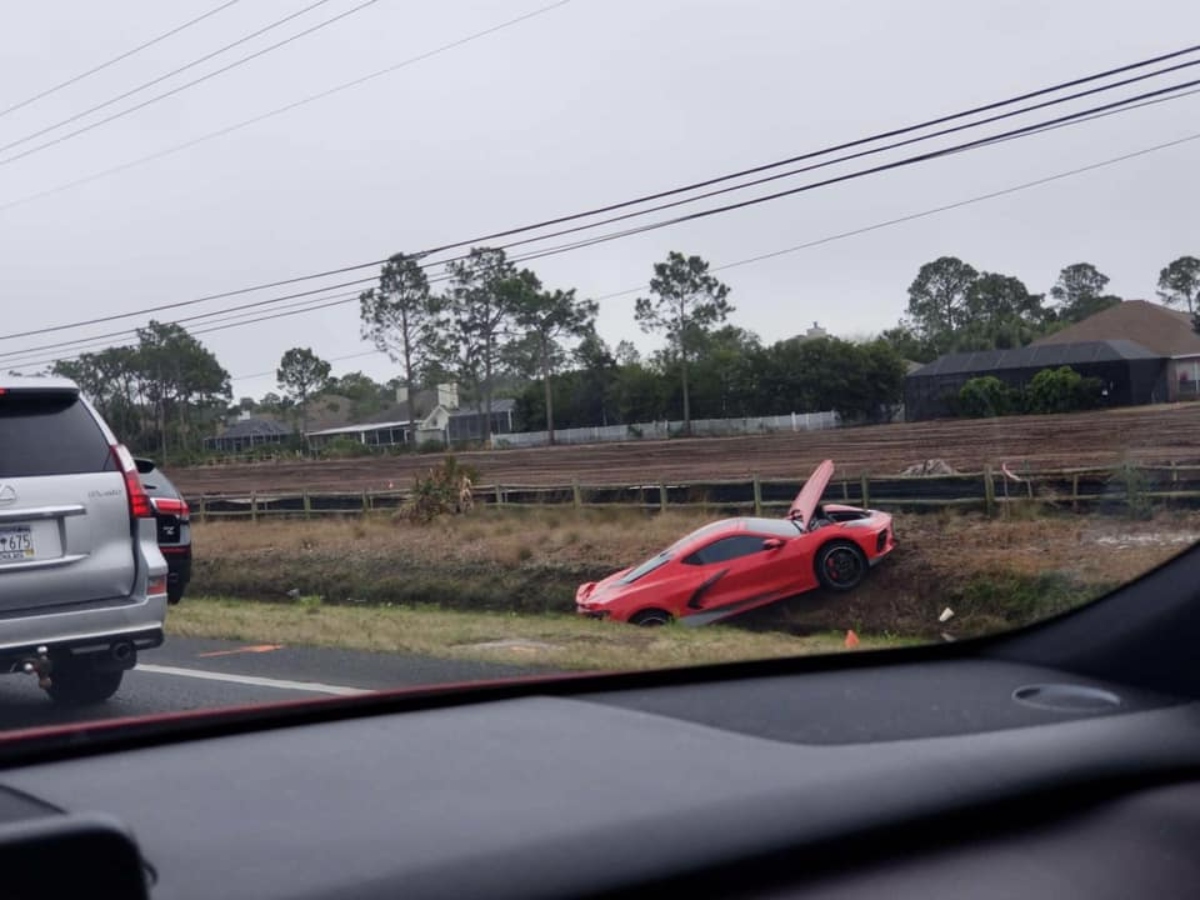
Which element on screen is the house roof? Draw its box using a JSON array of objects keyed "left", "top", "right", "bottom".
[
  {"left": 215, "top": 417, "right": 294, "bottom": 439},
  {"left": 306, "top": 418, "right": 415, "bottom": 437},
  {"left": 1031, "top": 300, "right": 1200, "bottom": 357},
  {"left": 909, "top": 340, "right": 1160, "bottom": 378},
  {"left": 449, "top": 398, "right": 516, "bottom": 416}
]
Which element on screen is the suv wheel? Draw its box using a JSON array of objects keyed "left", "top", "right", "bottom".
[{"left": 46, "top": 663, "right": 124, "bottom": 707}]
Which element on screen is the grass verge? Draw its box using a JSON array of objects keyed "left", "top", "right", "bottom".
[
  {"left": 189, "top": 507, "right": 1198, "bottom": 639},
  {"left": 168, "top": 596, "right": 914, "bottom": 671}
]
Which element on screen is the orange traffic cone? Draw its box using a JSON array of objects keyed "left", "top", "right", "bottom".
[{"left": 844, "top": 629, "right": 860, "bottom": 649}]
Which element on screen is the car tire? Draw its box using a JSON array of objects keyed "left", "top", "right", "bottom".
[
  {"left": 46, "top": 664, "right": 124, "bottom": 707},
  {"left": 630, "top": 609, "right": 672, "bottom": 627},
  {"left": 168, "top": 588, "right": 183, "bottom": 605},
  {"left": 815, "top": 541, "right": 868, "bottom": 592}
]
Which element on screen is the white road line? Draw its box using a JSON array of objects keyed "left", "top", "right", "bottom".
[{"left": 137, "top": 663, "right": 373, "bottom": 697}]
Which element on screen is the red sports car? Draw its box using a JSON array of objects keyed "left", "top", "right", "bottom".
[{"left": 575, "top": 460, "right": 895, "bottom": 626}]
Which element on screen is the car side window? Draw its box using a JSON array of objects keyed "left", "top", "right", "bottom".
[{"left": 683, "top": 535, "right": 769, "bottom": 566}]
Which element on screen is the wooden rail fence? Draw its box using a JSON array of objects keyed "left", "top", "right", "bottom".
[{"left": 184, "top": 463, "right": 1200, "bottom": 522}]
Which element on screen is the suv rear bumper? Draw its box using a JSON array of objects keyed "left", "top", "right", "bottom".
[{"left": 0, "top": 595, "right": 167, "bottom": 670}]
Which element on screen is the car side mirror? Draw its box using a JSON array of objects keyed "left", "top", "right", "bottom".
[{"left": 763, "top": 538, "right": 784, "bottom": 551}]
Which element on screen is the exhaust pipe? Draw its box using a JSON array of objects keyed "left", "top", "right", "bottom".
[{"left": 111, "top": 642, "right": 135, "bottom": 664}]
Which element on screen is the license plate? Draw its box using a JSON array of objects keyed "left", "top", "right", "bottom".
[{"left": 0, "top": 525, "right": 34, "bottom": 562}]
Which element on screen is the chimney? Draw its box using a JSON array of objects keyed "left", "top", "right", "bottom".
[
  {"left": 437, "top": 383, "right": 459, "bottom": 410},
  {"left": 238, "top": 409, "right": 252, "bottom": 421}
]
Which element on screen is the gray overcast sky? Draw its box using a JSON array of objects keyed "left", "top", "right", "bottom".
[{"left": 1, "top": 0, "right": 1198, "bottom": 398}]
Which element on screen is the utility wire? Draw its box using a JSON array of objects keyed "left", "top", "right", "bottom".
[
  {"left": 0, "top": 0, "right": 572, "bottom": 201},
  {"left": 221, "top": 126, "right": 1200, "bottom": 385},
  {"left": 475, "top": 77, "right": 1200, "bottom": 265},
  {"left": 0, "top": 1, "right": 243, "bottom": 121},
  {"left": 6, "top": 76, "right": 1197, "bottom": 366},
  {"left": 0, "top": 0, "right": 379, "bottom": 165},
  {"left": 1, "top": 48, "right": 1195, "bottom": 346},
  {"left": 0, "top": 26, "right": 1187, "bottom": 207},
  {"left": 17, "top": 124, "right": 1200, "bottom": 374},
  {"left": 451, "top": 65, "right": 1200, "bottom": 259}
]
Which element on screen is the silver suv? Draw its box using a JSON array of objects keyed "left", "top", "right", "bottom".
[{"left": 0, "top": 376, "right": 168, "bottom": 705}]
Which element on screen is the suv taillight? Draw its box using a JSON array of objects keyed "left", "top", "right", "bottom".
[
  {"left": 112, "top": 444, "right": 154, "bottom": 519},
  {"left": 151, "top": 497, "right": 190, "bottom": 523}
]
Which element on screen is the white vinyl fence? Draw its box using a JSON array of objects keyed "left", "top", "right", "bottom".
[{"left": 497, "top": 411, "right": 840, "bottom": 449}]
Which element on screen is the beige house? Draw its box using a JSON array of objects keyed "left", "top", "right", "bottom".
[{"left": 1032, "top": 300, "right": 1200, "bottom": 401}]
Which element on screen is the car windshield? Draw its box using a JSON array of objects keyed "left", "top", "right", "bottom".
[{"left": 0, "top": 2, "right": 1197, "bottom": 746}]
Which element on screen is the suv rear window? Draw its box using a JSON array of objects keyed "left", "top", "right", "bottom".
[{"left": 0, "top": 392, "right": 115, "bottom": 478}]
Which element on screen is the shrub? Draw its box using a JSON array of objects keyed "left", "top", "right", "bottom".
[
  {"left": 400, "top": 455, "right": 480, "bottom": 524},
  {"left": 318, "top": 436, "right": 373, "bottom": 459},
  {"left": 1024, "top": 366, "right": 1101, "bottom": 414},
  {"left": 957, "top": 376, "right": 1014, "bottom": 418},
  {"left": 1111, "top": 463, "right": 1155, "bottom": 520}
]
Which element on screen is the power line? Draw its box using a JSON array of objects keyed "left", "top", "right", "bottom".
[
  {"left": 0, "top": 0, "right": 381, "bottom": 167},
  {"left": 0, "top": 278, "right": 381, "bottom": 363},
  {"left": 459, "top": 64, "right": 1200, "bottom": 260},
  {"left": 231, "top": 348, "right": 386, "bottom": 385},
  {"left": 0, "top": 25, "right": 1186, "bottom": 213},
  {"left": 1, "top": 264, "right": 467, "bottom": 368},
  {"left": 484, "top": 77, "right": 1200, "bottom": 263},
  {"left": 0, "top": 0, "right": 579, "bottom": 344},
  {"left": 0, "top": 0, "right": 570, "bottom": 184},
  {"left": 6, "top": 76, "right": 1197, "bottom": 368},
  {"left": 2, "top": 48, "right": 1195, "bottom": 347},
  {"left": 221, "top": 128, "right": 1200, "bottom": 386},
  {"left": 0, "top": 1, "right": 243, "bottom": 122},
  {"left": 19, "top": 123, "right": 1200, "bottom": 376},
  {"left": 590, "top": 130, "right": 1200, "bottom": 301}
]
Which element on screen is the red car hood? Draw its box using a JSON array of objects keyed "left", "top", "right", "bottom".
[{"left": 787, "top": 459, "right": 835, "bottom": 528}]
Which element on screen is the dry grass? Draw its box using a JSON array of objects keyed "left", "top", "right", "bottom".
[
  {"left": 193, "top": 507, "right": 711, "bottom": 571},
  {"left": 167, "top": 597, "right": 910, "bottom": 671},
  {"left": 187, "top": 506, "right": 1200, "bottom": 639}
]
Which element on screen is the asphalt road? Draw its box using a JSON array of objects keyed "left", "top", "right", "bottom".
[{"left": 0, "top": 636, "right": 553, "bottom": 733}]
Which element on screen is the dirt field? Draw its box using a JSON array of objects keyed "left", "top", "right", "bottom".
[{"left": 173, "top": 403, "right": 1200, "bottom": 495}]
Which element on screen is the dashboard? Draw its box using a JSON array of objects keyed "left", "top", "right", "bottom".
[{"left": 0, "top": 652, "right": 1196, "bottom": 899}]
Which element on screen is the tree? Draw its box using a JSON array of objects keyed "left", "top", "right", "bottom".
[
  {"left": 276, "top": 348, "right": 331, "bottom": 439},
  {"left": 879, "top": 322, "right": 936, "bottom": 363},
  {"left": 326, "top": 371, "right": 389, "bottom": 420},
  {"left": 506, "top": 272, "right": 598, "bottom": 444},
  {"left": 676, "top": 326, "right": 762, "bottom": 419},
  {"left": 634, "top": 252, "right": 732, "bottom": 434},
  {"left": 359, "top": 252, "right": 443, "bottom": 415},
  {"left": 133, "top": 321, "right": 231, "bottom": 457},
  {"left": 754, "top": 337, "right": 905, "bottom": 422},
  {"left": 1157, "top": 256, "right": 1200, "bottom": 315},
  {"left": 615, "top": 340, "right": 641, "bottom": 366},
  {"left": 905, "top": 257, "right": 978, "bottom": 352},
  {"left": 957, "top": 273, "right": 1047, "bottom": 350},
  {"left": 1049, "top": 263, "right": 1121, "bottom": 323},
  {"left": 572, "top": 329, "right": 619, "bottom": 426},
  {"left": 439, "top": 247, "right": 518, "bottom": 444}
]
